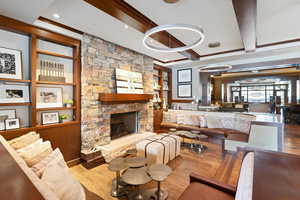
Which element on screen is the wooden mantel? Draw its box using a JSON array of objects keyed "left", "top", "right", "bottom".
[{"left": 99, "top": 93, "right": 153, "bottom": 104}]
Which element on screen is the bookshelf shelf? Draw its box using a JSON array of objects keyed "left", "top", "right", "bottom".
[
  {"left": 36, "top": 106, "right": 76, "bottom": 112},
  {"left": 37, "top": 49, "right": 74, "bottom": 60},
  {"left": 0, "top": 78, "right": 31, "bottom": 83},
  {"left": 36, "top": 81, "right": 75, "bottom": 86}
]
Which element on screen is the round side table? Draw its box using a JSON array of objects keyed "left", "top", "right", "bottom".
[
  {"left": 108, "top": 157, "right": 128, "bottom": 197},
  {"left": 121, "top": 167, "right": 152, "bottom": 200},
  {"left": 125, "top": 156, "right": 147, "bottom": 168},
  {"left": 147, "top": 164, "right": 172, "bottom": 200}
]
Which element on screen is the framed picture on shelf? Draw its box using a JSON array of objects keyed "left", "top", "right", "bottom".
[
  {"left": 41, "top": 112, "right": 59, "bottom": 125},
  {"left": 0, "top": 47, "right": 23, "bottom": 80},
  {"left": 37, "top": 87, "right": 63, "bottom": 108},
  {"left": 177, "top": 68, "right": 192, "bottom": 83},
  {"left": 0, "top": 109, "right": 16, "bottom": 130},
  {"left": 0, "top": 85, "right": 30, "bottom": 103},
  {"left": 178, "top": 84, "right": 192, "bottom": 98},
  {"left": 5, "top": 118, "right": 20, "bottom": 130}
]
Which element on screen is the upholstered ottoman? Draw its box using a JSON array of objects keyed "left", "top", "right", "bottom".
[{"left": 136, "top": 134, "right": 181, "bottom": 165}]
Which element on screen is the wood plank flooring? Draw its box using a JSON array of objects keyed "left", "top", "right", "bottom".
[{"left": 70, "top": 124, "right": 300, "bottom": 200}]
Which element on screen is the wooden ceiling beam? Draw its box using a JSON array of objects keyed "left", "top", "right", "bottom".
[
  {"left": 232, "top": 0, "right": 257, "bottom": 52},
  {"left": 84, "top": 0, "right": 200, "bottom": 60}
]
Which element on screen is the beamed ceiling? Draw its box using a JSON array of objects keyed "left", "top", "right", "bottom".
[{"left": 1, "top": 0, "right": 300, "bottom": 68}]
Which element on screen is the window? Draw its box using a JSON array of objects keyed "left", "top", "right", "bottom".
[{"left": 230, "top": 84, "right": 288, "bottom": 103}]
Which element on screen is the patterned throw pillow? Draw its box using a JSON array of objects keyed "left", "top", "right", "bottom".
[
  {"left": 19, "top": 141, "right": 53, "bottom": 167},
  {"left": 220, "top": 116, "right": 235, "bottom": 130},
  {"left": 234, "top": 114, "right": 256, "bottom": 133},
  {"left": 177, "top": 114, "right": 200, "bottom": 126},
  {"left": 206, "top": 115, "right": 223, "bottom": 129},
  {"left": 31, "top": 148, "right": 68, "bottom": 178}
]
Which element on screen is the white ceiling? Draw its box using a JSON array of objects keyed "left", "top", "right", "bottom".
[
  {"left": 257, "top": 0, "right": 300, "bottom": 45},
  {"left": 0, "top": 0, "right": 55, "bottom": 23},
  {"left": 1, "top": 0, "right": 300, "bottom": 66},
  {"left": 125, "top": 0, "right": 244, "bottom": 56}
]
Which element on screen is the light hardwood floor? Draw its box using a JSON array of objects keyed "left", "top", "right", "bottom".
[{"left": 70, "top": 124, "right": 300, "bottom": 200}]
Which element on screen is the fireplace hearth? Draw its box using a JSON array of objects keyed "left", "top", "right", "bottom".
[{"left": 110, "top": 112, "right": 139, "bottom": 140}]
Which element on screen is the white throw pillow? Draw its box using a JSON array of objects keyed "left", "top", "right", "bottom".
[
  {"left": 17, "top": 139, "right": 43, "bottom": 154},
  {"left": 41, "top": 158, "right": 85, "bottom": 200},
  {"left": 206, "top": 115, "right": 223, "bottom": 128},
  {"left": 198, "top": 115, "right": 207, "bottom": 128}
]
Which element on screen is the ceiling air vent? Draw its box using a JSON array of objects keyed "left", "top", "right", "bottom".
[
  {"left": 208, "top": 42, "right": 221, "bottom": 48},
  {"left": 163, "top": 0, "right": 180, "bottom": 3}
]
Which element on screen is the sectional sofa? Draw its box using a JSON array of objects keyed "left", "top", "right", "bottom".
[{"left": 161, "top": 110, "right": 256, "bottom": 137}]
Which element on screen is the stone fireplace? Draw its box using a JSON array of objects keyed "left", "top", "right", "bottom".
[
  {"left": 110, "top": 111, "right": 139, "bottom": 140},
  {"left": 81, "top": 33, "right": 154, "bottom": 153}
]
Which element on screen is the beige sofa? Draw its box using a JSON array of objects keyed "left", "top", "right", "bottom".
[
  {"left": 0, "top": 135, "right": 102, "bottom": 200},
  {"left": 161, "top": 110, "right": 256, "bottom": 137}
]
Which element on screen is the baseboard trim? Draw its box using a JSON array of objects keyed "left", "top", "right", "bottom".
[{"left": 67, "top": 158, "right": 82, "bottom": 167}]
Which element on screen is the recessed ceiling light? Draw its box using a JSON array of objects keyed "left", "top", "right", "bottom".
[
  {"left": 124, "top": 24, "right": 129, "bottom": 29},
  {"left": 52, "top": 13, "right": 60, "bottom": 19}
]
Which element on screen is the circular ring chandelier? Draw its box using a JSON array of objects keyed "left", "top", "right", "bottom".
[
  {"left": 199, "top": 64, "right": 232, "bottom": 72},
  {"left": 142, "top": 24, "right": 205, "bottom": 53}
]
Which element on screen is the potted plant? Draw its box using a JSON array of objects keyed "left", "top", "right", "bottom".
[
  {"left": 64, "top": 99, "right": 74, "bottom": 108},
  {"left": 59, "top": 114, "right": 69, "bottom": 123}
]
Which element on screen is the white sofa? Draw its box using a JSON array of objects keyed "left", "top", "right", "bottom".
[
  {"left": 161, "top": 110, "right": 256, "bottom": 136},
  {"left": 0, "top": 135, "right": 102, "bottom": 200}
]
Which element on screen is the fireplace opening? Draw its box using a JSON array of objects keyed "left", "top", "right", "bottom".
[{"left": 110, "top": 111, "right": 139, "bottom": 140}]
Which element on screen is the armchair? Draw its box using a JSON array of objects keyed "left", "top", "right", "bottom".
[
  {"left": 178, "top": 173, "right": 236, "bottom": 200},
  {"left": 223, "top": 121, "right": 283, "bottom": 152},
  {"left": 178, "top": 151, "right": 254, "bottom": 200}
]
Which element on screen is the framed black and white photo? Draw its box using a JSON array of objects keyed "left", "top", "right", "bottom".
[
  {"left": 178, "top": 84, "right": 192, "bottom": 98},
  {"left": 41, "top": 112, "right": 59, "bottom": 125},
  {"left": 0, "top": 85, "right": 30, "bottom": 103},
  {"left": 0, "top": 47, "right": 23, "bottom": 80},
  {"left": 177, "top": 68, "right": 192, "bottom": 83},
  {"left": 5, "top": 118, "right": 20, "bottom": 130},
  {"left": 37, "top": 87, "right": 63, "bottom": 108},
  {"left": 0, "top": 109, "right": 16, "bottom": 130}
]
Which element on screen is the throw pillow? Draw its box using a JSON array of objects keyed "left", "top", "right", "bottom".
[
  {"left": 177, "top": 114, "right": 199, "bottom": 126},
  {"left": 10, "top": 133, "right": 40, "bottom": 150},
  {"left": 206, "top": 115, "right": 223, "bottom": 129},
  {"left": 162, "top": 111, "right": 177, "bottom": 123},
  {"left": 19, "top": 141, "right": 53, "bottom": 167},
  {"left": 17, "top": 139, "right": 43, "bottom": 154},
  {"left": 31, "top": 148, "right": 68, "bottom": 178},
  {"left": 8, "top": 131, "right": 37, "bottom": 145},
  {"left": 198, "top": 115, "right": 207, "bottom": 128},
  {"left": 41, "top": 159, "right": 85, "bottom": 200}
]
